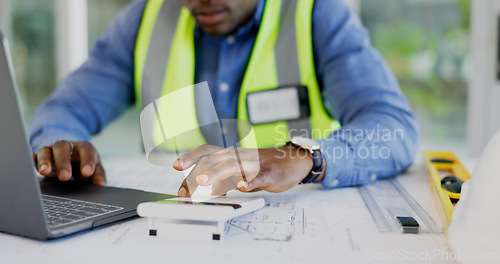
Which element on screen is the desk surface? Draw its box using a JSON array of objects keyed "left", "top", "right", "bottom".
[{"left": 1, "top": 155, "right": 462, "bottom": 264}]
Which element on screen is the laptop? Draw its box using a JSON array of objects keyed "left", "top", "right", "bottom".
[{"left": 0, "top": 33, "right": 175, "bottom": 240}]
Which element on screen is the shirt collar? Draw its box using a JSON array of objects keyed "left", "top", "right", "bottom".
[{"left": 251, "top": 0, "right": 266, "bottom": 28}]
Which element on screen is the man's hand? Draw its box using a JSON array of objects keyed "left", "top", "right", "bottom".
[
  {"left": 173, "top": 144, "right": 324, "bottom": 197},
  {"left": 32, "top": 140, "right": 106, "bottom": 186}
]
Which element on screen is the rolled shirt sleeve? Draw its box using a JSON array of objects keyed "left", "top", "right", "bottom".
[{"left": 311, "top": 0, "right": 419, "bottom": 188}]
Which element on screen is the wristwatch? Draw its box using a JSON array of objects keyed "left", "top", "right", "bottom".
[{"left": 285, "top": 136, "right": 325, "bottom": 184}]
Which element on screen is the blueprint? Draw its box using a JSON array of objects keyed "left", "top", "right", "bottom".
[
  {"left": 225, "top": 190, "right": 369, "bottom": 247},
  {"left": 211, "top": 184, "right": 383, "bottom": 260},
  {"left": 227, "top": 195, "right": 300, "bottom": 242},
  {"left": 76, "top": 159, "right": 453, "bottom": 263}
]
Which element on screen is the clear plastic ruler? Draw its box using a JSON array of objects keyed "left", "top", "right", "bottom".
[{"left": 358, "top": 178, "right": 442, "bottom": 234}]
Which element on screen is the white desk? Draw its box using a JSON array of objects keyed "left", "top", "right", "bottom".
[{"left": 0, "top": 155, "right": 460, "bottom": 264}]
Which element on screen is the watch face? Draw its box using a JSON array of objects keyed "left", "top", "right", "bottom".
[{"left": 291, "top": 136, "right": 320, "bottom": 150}]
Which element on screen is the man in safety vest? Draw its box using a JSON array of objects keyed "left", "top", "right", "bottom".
[{"left": 30, "top": 0, "right": 419, "bottom": 197}]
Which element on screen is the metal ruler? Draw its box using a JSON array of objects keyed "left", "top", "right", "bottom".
[{"left": 358, "top": 178, "right": 442, "bottom": 234}]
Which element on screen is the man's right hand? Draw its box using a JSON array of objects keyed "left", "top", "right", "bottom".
[{"left": 32, "top": 140, "right": 106, "bottom": 186}]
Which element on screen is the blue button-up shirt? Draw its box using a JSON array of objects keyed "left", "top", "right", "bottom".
[{"left": 29, "top": 0, "right": 419, "bottom": 189}]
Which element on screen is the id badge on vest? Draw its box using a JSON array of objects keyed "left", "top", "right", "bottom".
[{"left": 246, "top": 85, "right": 310, "bottom": 125}]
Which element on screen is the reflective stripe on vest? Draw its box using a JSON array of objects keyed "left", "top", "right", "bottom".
[{"left": 134, "top": 0, "right": 341, "bottom": 150}]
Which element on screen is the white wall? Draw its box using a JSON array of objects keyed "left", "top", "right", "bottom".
[
  {"left": 55, "top": 0, "right": 88, "bottom": 82},
  {"left": 0, "top": 0, "right": 11, "bottom": 37},
  {"left": 468, "top": 0, "right": 500, "bottom": 157}
]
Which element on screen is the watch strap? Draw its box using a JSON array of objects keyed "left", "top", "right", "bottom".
[{"left": 301, "top": 149, "right": 324, "bottom": 184}]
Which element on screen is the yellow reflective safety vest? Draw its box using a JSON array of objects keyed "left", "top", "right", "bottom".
[{"left": 134, "top": 0, "right": 340, "bottom": 150}]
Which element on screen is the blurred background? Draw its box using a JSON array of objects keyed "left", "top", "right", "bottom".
[{"left": 0, "top": 0, "right": 492, "bottom": 160}]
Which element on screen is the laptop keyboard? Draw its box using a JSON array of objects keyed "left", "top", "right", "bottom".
[{"left": 42, "top": 195, "right": 123, "bottom": 227}]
